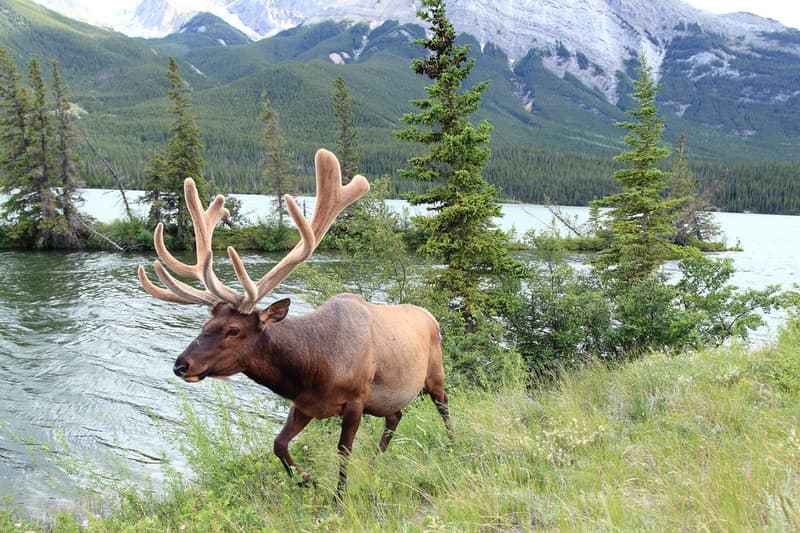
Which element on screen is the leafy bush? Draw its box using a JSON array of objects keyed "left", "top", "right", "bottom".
[
  {"left": 510, "top": 232, "right": 611, "bottom": 378},
  {"left": 0, "top": 223, "right": 16, "bottom": 248},
  {"left": 94, "top": 217, "right": 154, "bottom": 251},
  {"left": 250, "top": 221, "right": 299, "bottom": 252},
  {"left": 412, "top": 287, "right": 526, "bottom": 390},
  {"left": 510, "top": 231, "right": 791, "bottom": 379}
]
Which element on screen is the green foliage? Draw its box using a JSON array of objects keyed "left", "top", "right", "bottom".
[
  {"left": 610, "top": 272, "right": 687, "bottom": 355},
  {"left": 333, "top": 76, "right": 360, "bottom": 181},
  {"left": 431, "top": 298, "right": 527, "bottom": 390},
  {"left": 142, "top": 57, "right": 207, "bottom": 246},
  {"left": 301, "top": 177, "right": 414, "bottom": 304},
  {"left": 50, "top": 59, "right": 81, "bottom": 235},
  {"left": 0, "top": 49, "right": 84, "bottom": 248},
  {"left": 396, "top": 0, "right": 523, "bottom": 318},
  {"left": 146, "top": 13, "right": 251, "bottom": 58},
  {"left": 94, "top": 217, "right": 153, "bottom": 251},
  {"left": 592, "top": 53, "right": 689, "bottom": 291},
  {"left": 259, "top": 89, "right": 299, "bottom": 227},
  {"left": 510, "top": 229, "right": 789, "bottom": 373},
  {"left": 248, "top": 221, "right": 301, "bottom": 252},
  {"left": 510, "top": 232, "right": 611, "bottom": 378},
  {"left": 667, "top": 134, "right": 721, "bottom": 245},
  {"left": 674, "top": 255, "right": 785, "bottom": 346}
]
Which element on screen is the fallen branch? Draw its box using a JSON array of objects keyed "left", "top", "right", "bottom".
[
  {"left": 72, "top": 215, "right": 125, "bottom": 252},
  {"left": 544, "top": 195, "right": 584, "bottom": 237},
  {"left": 82, "top": 131, "right": 134, "bottom": 221}
]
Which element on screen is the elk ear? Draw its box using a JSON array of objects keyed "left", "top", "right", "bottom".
[
  {"left": 210, "top": 301, "right": 228, "bottom": 316},
  {"left": 259, "top": 298, "right": 290, "bottom": 329}
]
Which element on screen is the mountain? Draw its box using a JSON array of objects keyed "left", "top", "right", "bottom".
[
  {"left": 147, "top": 12, "right": 251, "bottom": 57},
  {"left": 4, "top": 0, "right": 800, "bottom": 214},
  {"left": 34, "top": 0, "right": 798, "bottom": 105}
]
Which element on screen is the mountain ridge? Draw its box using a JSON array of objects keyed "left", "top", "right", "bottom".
[
  {"left": 2, "top": 0, "right": 799, "bottom": 214},
  {"left": 31, "top": 0, "right": 798, "bottom": 104}
]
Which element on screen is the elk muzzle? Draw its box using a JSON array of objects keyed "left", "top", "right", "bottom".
[{"left": 173, "top": 354, "right": 206, "bottom": 382}]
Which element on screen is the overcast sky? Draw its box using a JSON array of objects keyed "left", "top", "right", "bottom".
[{"left": 683, "top": 0, "right": 799, "bottom": 28}]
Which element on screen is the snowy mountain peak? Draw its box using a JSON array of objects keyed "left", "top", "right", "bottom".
[{"left": 29, "top": 0, "right": 794, "bottom": 103}]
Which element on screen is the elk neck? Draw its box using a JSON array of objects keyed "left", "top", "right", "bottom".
[{"left": 243, "top": 316, "right": 331, "bottom": 401}]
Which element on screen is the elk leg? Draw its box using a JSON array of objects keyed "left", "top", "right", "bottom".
[
  {"left": 336, "top": 402, "right": 364, "bottom": 498},
  {"left": 378, "top": 411, "right": 403, "bottom": 452},
  {"left": 425, "top": 381, "right": 452, "bottom": 435},
  {"left": 273, "top": 406, "right": 313, "bottom": 485}
]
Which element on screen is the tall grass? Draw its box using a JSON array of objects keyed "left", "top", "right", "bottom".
[{"left": 4, "top": 321, "right": 800, "bottom": 531}]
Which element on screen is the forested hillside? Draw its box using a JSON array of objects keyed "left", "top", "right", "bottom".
[{"left": 1, "top": 0, "right": 799, "bottom": 213}]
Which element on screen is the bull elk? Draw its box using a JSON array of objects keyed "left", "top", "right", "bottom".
[{"left": 138, "top": 149, "right": 451, "bottom": 496}]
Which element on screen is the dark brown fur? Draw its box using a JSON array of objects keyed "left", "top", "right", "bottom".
[{"left": 173, "top": 293, "right": 450, "bottom": 495}]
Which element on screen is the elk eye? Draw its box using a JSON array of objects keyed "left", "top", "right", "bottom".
[{"left": 225, "top": 327, "right": 240, "bottom": 338}]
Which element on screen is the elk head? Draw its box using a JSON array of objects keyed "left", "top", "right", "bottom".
[
  {"left": 172, "top": 299, "right": 289, "bottom": 382},
  {"left": 137, "top": 149, "right": 370, "bottom": 380}
]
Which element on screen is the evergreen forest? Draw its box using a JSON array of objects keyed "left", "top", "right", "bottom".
[{"left": 0, "top": 0, "right": 797, "bottom": 214}]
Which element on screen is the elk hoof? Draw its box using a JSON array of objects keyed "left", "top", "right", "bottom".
[{"left": 297, "top": 472, "right": 316, "bottom": 488}]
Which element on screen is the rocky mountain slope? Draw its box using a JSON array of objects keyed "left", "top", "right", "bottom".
[{"left": 32, "top": 0, "right": 799, "bottom": 105}]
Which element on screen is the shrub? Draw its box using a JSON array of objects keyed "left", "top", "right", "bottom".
[
  {"left": 95, "top": 217, "right": 154, "bottom": 251},
  {"left": 510, "top": 232, "right": 611, "bottom": 378}
]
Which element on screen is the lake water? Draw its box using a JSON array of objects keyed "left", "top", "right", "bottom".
[{"left": 1, "top": 189, "right": 798, "bottom": 518}]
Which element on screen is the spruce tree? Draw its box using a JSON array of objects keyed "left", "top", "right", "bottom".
[
  {"left": 259, "top": 90, "right": 298, "bottom": 228},
  {"left": 0, "top": 51, "right": 85, "bottom": 248},
  {"left": 19, "top": 59, "right": 62, "bottom": 248},
  {"left": 50, "top": 59, "right": 82, "bottom": 244},
  {"left": 333, "top": 76, "right": 359, "bottom": 181},
  {"left": 0, "top": 47, "right": 31, "bottom": 188},
  {"left": 0, "top": 47, "right": 33, "bottom": 221},
  {"left": 591, "top": 52, "right": 687, "bottom": 291},
  {"left": 143, "top": 57, "right": 206, "bottom": 245},
  {"left": 394, "top": 0, "right": 520, "bottom": 318},
  {"left": 668, "top": 134, "right": 721, "bottom": 246},
  {"left": 143, "top": 151, "right": 170, "bottom": 226}
]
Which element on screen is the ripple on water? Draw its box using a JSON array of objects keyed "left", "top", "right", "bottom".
[{"left": 0, "top": 250, "right": 289, "bottom": 518}]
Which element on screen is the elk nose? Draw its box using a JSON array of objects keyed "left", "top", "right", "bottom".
[{"left": 173, "top": 361, "right": 188, "bottom": 377}]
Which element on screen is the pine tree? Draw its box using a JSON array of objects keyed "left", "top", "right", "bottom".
[
  {"left": 0, "top": 47, "right": 32, "bottom": 210},
  {"left": 19, "top": 59, "right": 63, "bottom": 248},
  {"left": 50, "top": 59, "right": 83, "bottom": 245},
  {"left": 0, "top": 51, "right": 85, "bottom": 248},
  {"left": 668, "top": 134, "right": 721, "bottom": 246},
  {"left": 143, "top": 57, "right": 206, "bottom": 245},
  {"left": 143, "top": 151, "right": 170, "bottom": 226},
  {"left": 591, "top": 52, "right": 688, "bottom": 290},
  {"left": 394, "top": 0, "right": 521, "bottom": 318},
  {"left": 259, "top": 90, "right": 298, "bottom": 227},
  {"left": 333, "top": 76, "right": 359, "bottom": 181}
]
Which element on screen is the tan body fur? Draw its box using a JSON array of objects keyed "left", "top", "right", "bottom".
[{"left": 259, "top": 294, "right": 445, "bottom": 419}]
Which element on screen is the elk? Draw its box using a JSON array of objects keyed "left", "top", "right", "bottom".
[{"left": 138, "top": 149, "right": 450, "bottom": 496}]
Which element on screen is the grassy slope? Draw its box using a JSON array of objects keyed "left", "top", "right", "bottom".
[{"left": 4, "top": 320, "right": 800, "bottom": 531}]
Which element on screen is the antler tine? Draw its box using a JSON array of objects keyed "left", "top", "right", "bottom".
[
  {"left": 228, "top": 194, "right": 315, "bottom": 312},
  {"left": 309, "top": 149, "right": 370, "bottom": 240},
  {"left": 231, "top": 149, "right": 370, "bottom": 313},
  {"left": 138, "top": 264, "right": 214, "bottom": 305},
  {"left": 139, "top": 178, "right": 243, "bottom": 307}
]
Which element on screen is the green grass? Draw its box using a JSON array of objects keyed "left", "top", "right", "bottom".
[{"left": 4, "top": 321, "right": 800, "bottom": 531}]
